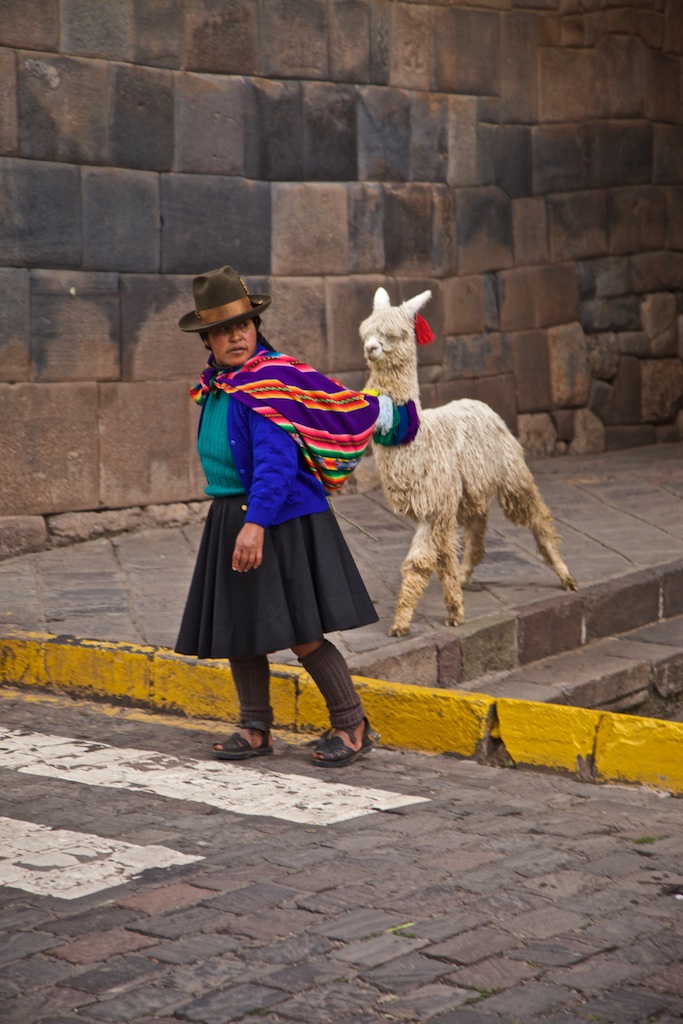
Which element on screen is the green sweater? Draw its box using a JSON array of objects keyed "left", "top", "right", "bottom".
[{"left": 197, "top": 391, "right": 245, "bottom": 497}]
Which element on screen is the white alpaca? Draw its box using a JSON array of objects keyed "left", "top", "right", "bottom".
[{"left": 361, "top": 287, "right": 578, "bottom": 637}]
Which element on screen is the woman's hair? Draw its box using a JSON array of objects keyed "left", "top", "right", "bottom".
[{"left": 200, "top": 315, "right": 261, "bottom": 345}]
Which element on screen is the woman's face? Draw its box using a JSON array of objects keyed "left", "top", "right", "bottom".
[{"left": 205, "top": 318, "right": 258, "bottom": 368}]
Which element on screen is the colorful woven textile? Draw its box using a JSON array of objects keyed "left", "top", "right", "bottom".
[{"left": 191, "top": 351, "right": 380, "bottom": 495}]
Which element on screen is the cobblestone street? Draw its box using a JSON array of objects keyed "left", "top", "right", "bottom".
[{"left": 1, "top": 688, "right": 682, "bottom": 1024}]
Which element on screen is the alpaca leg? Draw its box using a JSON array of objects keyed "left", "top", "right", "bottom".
[
  {"left": 499, "top": 476, "right": 578, "bottom": 591},
  {"left": 432, "top": 521, "right": 465, "bottom": 627},
  {"left": 389, "top": 523, "right": 438, "bottom": 637},
  {"left": 460, "top": 512, "right": 489, "bottom": 586}
]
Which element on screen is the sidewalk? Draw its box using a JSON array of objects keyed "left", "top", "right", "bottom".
[{"left": 2, "top": 443, "right": 683, "bottom": 791}]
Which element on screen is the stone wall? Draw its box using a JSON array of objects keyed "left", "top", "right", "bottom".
[{"left": 1, "top": 0, "right": 683, "bottom": 553}]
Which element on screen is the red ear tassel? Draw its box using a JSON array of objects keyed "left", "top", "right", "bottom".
[{"left": 415, "top": 313, "right": 434, "bottom": 346}]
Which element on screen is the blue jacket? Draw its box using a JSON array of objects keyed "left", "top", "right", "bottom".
[{"left": 227, "top": 398, "right": 329, "bottom": 529}]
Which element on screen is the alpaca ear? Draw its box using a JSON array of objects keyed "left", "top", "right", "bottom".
[
  {"left": 373, "top": 287, "right": 391, "bottom": 311},
  {"left": 402, "top": 290, "right": 432, "bottom": 319}
]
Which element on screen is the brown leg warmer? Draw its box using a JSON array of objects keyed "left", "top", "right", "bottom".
[
  {"left": 229, "top": 655, "right": 273, "bottom": 728},
  {"left": 300, "top": 640, "right": 365, "bottom": 730}
]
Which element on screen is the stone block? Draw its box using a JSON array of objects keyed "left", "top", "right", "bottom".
[
  {"left": 532, "top": 124, "right": 584, "bottom": 195},
  {"left": 326, "top": 274, "right": 388, "bottom": 374},
  {"left": 174, "top": 73, "right": 246, "bottom": 176},
  {"left": 584, "top": 572, "right": 660, "bottom": 644},
  {"left": 641, "top": 359, "right": 683, "bottom": 423},
  {"left": 617, "top": 331, "right": 648, "bottom": 357},
  {"left": 349, "top": 637, "right": 438, "bottom": 688},
  {"left": 512, "top": 198, "right": 549, "bottom": 266},
  {"left": 0, "top": 48, "right": 17, "bottom": 155},
  {"left": 647, "top": 51, "right": 680, "bottom": 125},
  {"left": 548, "top": 322, "right": 590, "bottom": 408},
  {"left": 357, "top": 85, "right": 410, "bottom": 182},
  {"left": 587, "top": 332, "right": 619, "bottom": 381},
  {"left": 596, "top": 35, "right": 647, "bottom": 119},
  {"left": 590, "top": 355, "right": 641, "bottom": 426},
  {"left": 389, "top": 1, "right": 432, "bottom": 91},
  {"left": 61, "top": 0, "right": 133, "bottom": 59},
  {"left": 434, "top": 377, "right": 478, "bottom": 405},
  {"left": 474, "top": 374, "right": 517, "bottom": 432},
  {"left": 161, "top": 174, "right": 271, "bottom": 276},
  {"left": 260, "top": 0, "right": 328, "bottom": 79},
  {"left": 433, "top": 8, "right": 500, "bottom": 96},
  {"left": 539, "top": 47, "right": 597, "bottom": 123},
  {"left": 457, "top": 187, "right": 513, "bottom": 275},
  {"left": 30, "top": 270, "right": 120, "bottom": 383},
  {"left": 384, "top": 184, "right": 434, "bottom": 275},
  {"left": 442, "top": 276, "right": 485, "bottom": 336},
  {"left": 668, "top": 187, "right": 683, "bottom": 250},
  {"left": 17, "top": 53, "right": 109, "bottom": 164},
  {"left": 517, "top": 413, "right": 557, "bottom": 457},
  {"left": 0, "top": 158, "right": 81, "bottom": 268},
  {"left": 132, "top": 0, "right": 182, "bottom": 68},
  {"left": 0, "top": 268, "right": 30, "bottom": 382},
  {"left": 0, "top": 516, "right": 47, "bottom": 559},
  {"left": 183, "top": 0, "right": 258, "bottom": 75},
  {"left": 266, "top": 277, "right": 328, "bottom": 371},
  {"left": 604, "top": 424, "right": 656, "bottom": 450},
  {"left": 581, "top": 294, "right": 641, "bottom": 333},
  {"left": 581, "top": 121, "right": 653, "bottom": 190},
  {"left": 498, "top": 264, "right": 579, "bottom": 332},
  {"left": 517, "top": 596, "right": 583, "bottom": 665},
  {"left": 431, "top": 185, "right": 457, "bottom": 277},
  {"left": 303, "top": 82, "right": 357, "bottom": 181},
  {"left": 548, "top": 191, "right": 608, "bottom": 261},
  {"left": 0, "top": 382, "right": 99, "bottom": 516},
  {"left": 348, "top": 182, "right": 384, "bottom": 273},
  {"left": 510, "top": 330, "right": 551, "bottom": 413},
  {"left": 568, "top": 408, "right": 605, "bottom": 455},
  {"left": 0, "top": 0, "right": 59, "bottom": 49},
  {"left": 272, "top": 183, "right": 349, "bottom": 275},
  {"left": 83, "top": 168, "right": 159, "bottom": 273},
  {"left": 641, "top": 293, "right": 678, "bottom": 356},
  {"left": 654, "top": 125, "right": 683, "bottom": 185},
  {"left": 607, "top": 186, "right": 668, "bottom": 255},
  {"left": 99, "top": 382, "right": 194, "bottom": 508},
  {"left": 479, "top": 124, "right": 532, "bottom": 199},
  {"left": 578, "top": 256, "right": 631, "bottom": 300},
  {"left": 631, "top": 250, "right": 683, "bottom": 293},
  {"left": 120, "top": 273, "right": 207, "bottom": 382},
  {"left": 445, "top": 332, "right": 511, "bottom": 380},
  {"left": 456, "top": 616, "right": 518, "bottom": 682},
  {"left": 447, "top": 95, "right": 478, "bottom": 187},
  {"left": 329, "top": 0, "right": 370, "bottom": 83},
  {"left": 410, "top": 92, "right": 448, "bottom": 183},
  {"left": 110, "top": 64, "right": 174, "bottom": 171},
  {"left": 245, "top": 78, "right": 303, "bottom": 181},
  {"left": 500, "top": 12, "right": 538, "bottom": 124},
  {"left": 662, "top": 561, "right": 683, "bottom": 618}
]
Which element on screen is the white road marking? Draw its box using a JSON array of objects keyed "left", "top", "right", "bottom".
[
  {"left": 0, "top": 816, "right": 202, "bottom": 900},
  {"left": 0, "top": 729, "right": 428, "bottom": 825}
]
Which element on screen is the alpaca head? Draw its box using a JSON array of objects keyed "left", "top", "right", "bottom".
[{"left": 360, "top": 288, "right": 432, "bottom": 370}]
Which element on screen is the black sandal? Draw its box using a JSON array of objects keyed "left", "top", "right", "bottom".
[
  {"left": 312, "top": 717, "right": 378, "bottom": 768},
  {"left": 212, "top": 721, "right": 273, "bottom": 761}
]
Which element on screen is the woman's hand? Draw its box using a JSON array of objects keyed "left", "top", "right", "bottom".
[{"left": 232, "top": 523, "right": 265, "bottom": 572}]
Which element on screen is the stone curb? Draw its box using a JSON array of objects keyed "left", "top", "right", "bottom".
[{"left": 2, "top": 630, "right": 683, "bottom": 796}]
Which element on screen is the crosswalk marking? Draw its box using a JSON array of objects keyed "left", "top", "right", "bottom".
[
  {"left": 0, "top": 816, "right": 202, "bottom": 900},
  {"left": 0, "top": 729, "right": 428, "bottom": 826}
]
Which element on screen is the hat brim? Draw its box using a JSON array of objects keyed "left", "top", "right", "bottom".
[{"left": 178, "top": 295, "right": 271, "bottom": 333}]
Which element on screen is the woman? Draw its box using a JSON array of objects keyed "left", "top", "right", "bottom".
[{"left": 175, "top": 265, "right": 380, "bottom": 767}]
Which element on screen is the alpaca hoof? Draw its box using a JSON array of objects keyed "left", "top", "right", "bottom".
[
  {"left": 444, "top": 615, "right": 463, "bottom": 627},
  {"left": 388, "top": 624, "right": 410, "bottom": 637},
  {"left": 562, "top": 575, "right": 579, "bottom": 592}
]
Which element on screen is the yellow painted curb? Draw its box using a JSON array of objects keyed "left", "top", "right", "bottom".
[{"left": 2, "top": 631, "right": 683, "bottom": 795}]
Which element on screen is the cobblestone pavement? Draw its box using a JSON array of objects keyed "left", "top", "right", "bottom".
[{"left": 1, "top": 688, "right": 682, "bottom": 1024}]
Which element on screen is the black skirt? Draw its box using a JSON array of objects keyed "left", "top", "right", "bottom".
[{"left": 175, "top": 497, "right": 378, "bottom": 660}]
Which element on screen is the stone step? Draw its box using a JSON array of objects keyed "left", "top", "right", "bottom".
[
  {"left": 348, "top": 558, "right": 683, "bottom": 697},
  {"left": 459, "top": 615, "right": 683, "bottom": 720}
]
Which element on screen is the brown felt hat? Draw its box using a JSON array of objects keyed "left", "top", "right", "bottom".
[{"left": 178, "top": 265, "right": 271, "bottom": 333}]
